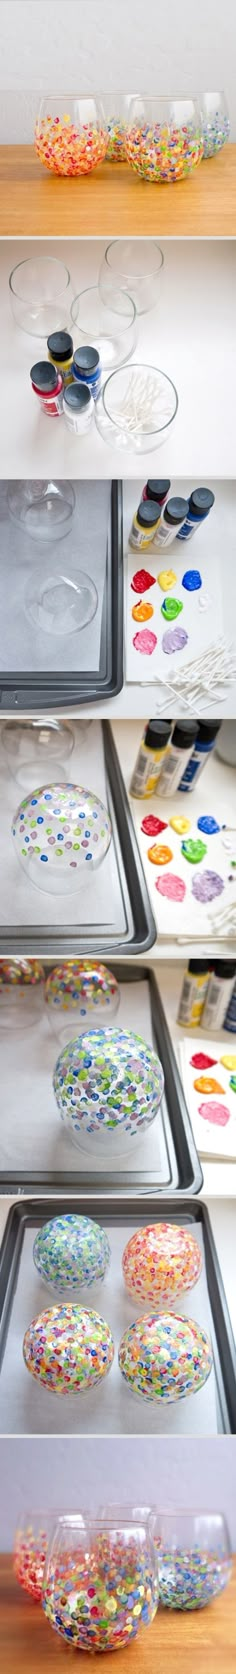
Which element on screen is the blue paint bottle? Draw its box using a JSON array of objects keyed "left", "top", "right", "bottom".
[
  {"left": 73, "top": 345, "right": 102, "bottom": 399},
  {"left": 178, "top": 720, "right": 221, "bottom": 791},
  {"left": 177, "top": 487, "right": 215, "bottom": 540}
]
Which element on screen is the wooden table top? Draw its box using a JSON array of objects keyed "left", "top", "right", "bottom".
[
  {"left": 0, "top": 1554, "right": 235, "bottom": 1674},
  {"left": 0, "top": 147, "right": 235, "bottom": 237}
]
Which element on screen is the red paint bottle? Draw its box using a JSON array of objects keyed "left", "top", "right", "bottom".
[{"left": 30, "top": 361, "right": 64, "bottom": 416}]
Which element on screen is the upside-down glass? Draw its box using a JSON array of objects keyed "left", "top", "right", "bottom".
[
  {"left": 7, "top": 479, "right": 76, "bottom": 540},
  {"left": 125, "top": 96, "right": 203, "bottom": 182},
  {"left": 151, "top": 1511, "right": 232, "bottom": 1609},
  {"left": 14, "top": 1510, "right": 60, "bottom": 1602},
  {"left": 0, "top": 958, "right": 44, "bottom": 1031},
  {"left": 199, "top": 91, "right": 230, "bottom": 158},
  {"left": 12, "top": 782, "right": 112, "bottom": 895},
  {"left": 101, "top": 91, "right": 136, "bottom": 161},
  {"left": 44, "top": 959, "right": 120, "bottom": 1044},
  {"left": 34, "top": 96, "right": 107, "bottom": 176},
  {"left": 99, "top": 239, "right": 164, "bottom": 315},
  {"left": 24, "top": 564, "right": 98, "bottom": 637},
  {"left": 95, "top": 362, "right": 178, "bottom": 453},
  {"left": 1, "top": 719, "right": 74, "bottom": 790},
  {"left": 53, "top": 1025, "right": 164, "bottom": 1155},
  {"left": 42, "top": 1514, "right": 158, "bottom": 1651},
  {"left": 71, "top": 285, "right": 137, "bottom": 371},
  {"left": 9, "top": 256, "right": 71, "bottom": 337}
]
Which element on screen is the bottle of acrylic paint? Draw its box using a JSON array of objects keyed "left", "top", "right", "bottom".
[
  {"left": 154, "top": 497, "right": 189, "bottom": 549},
  {"left": 142, "top": 479, "right": 171, "bottom": 507},
  {"left": 224, "top": 981, "right": 236, "bottom": 1033},
  {"left": 72, "top": 346, "right": 102, "bottom": 399},
  {"left": 47, "top": 330, "right": 74, "bottom": 386},
  {"left": 177, "top": 959, "right": 211, "bottom": 1026},
  {"left": 63, "top": 382, "right": 94, "bottom": 435},
  {"left": 129, "top": 500, "right": 162, "bottom": 550},
  {"left": 201, "top": 962, "right": 236, "bottom": 1031},
  {"left": 177, "top": 487, "right": 215, "bottom": 541},
  {"left": 30, "top": 362, "right": 64, "bottom": 416},
  {"left": 156, "top": 721, "right": 199, "bottom": 797},
  {"left": 129, "top": 720, "right": 172, "bottom": 798},
  {"left": 178, "top": 720, "right": 222, "bottom": 791}
]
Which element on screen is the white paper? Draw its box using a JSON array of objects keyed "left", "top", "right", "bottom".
[
  {"left": 125, "top": 478, "right": 223, "bottom": 685},
  {"left": 131, "top": 783, "right": 235, "bottom": 941},
  {"left": 178, "top": 1037, "right": 236, "bottom": 1160}
]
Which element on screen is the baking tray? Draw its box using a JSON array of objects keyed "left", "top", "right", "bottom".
[
  {"left": 0, "top": 720, "right": 155, "bottom": 955},
  {"left": 0, "top": 480, "right": 123, "bottom": 707},
  {"left": 0, "top": 963, "right": 202, "bottom": 1196},
  {"left": 0, "top": 1197, "right": 235, "bottom": 1435}
]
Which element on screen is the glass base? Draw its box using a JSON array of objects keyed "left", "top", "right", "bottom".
[
  {"left": 7, "top": 480, "right": 75, "bottom": 540},
  {"left": 24, "top": 568, "right": 98, "bottom": 636}
]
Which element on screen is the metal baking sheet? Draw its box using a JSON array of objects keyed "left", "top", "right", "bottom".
[
  {"left": 0, "top": 480, "right": 123, "bottom": 705},
  {"left": 0, "top": 964, "right": 202, "bottom": 1195},
  {"left": 0, "top": 721, "right": 156, "bottom": 955},
  {"left": 0, "top": 1198, "right": 235, "bottom": 1435}
]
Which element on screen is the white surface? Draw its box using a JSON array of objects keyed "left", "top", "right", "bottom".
[
  {"left": 179, "top": 1037, "right": 236, "bottom": 1159},
  {"left": 1, "top": 239, "right": 236, "bottom": 480},
  {"left": 124, "top": 479, "right": 236, "bottom": 708},
  {"left": 0, "top": 1217, "right": 218, "bottom": 1436},
  {"left": 0, "top": 0, "right": 235, "bottom": 136}
]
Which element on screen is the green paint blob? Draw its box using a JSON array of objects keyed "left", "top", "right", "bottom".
[
  {"left": 161, "top": 597, "right": 183, "bottom": 621},
  {"left": 181, "top": 838, "right": 207, "bottom": 865}
]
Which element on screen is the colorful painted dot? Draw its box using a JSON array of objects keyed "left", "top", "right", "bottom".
[
  {"left": 122, "top": 1222, "right": 202, "bottom": 1307},
  {"left": 141, "top": 815, "right": 168, "bottom": 837},
  {"left": 170, "top": 816, "right": 191, "bottom": 835},
  {"left": 131, "top": 569, "right": 155, "bottom": 594},
  {"left": 23, "top": 1303, "right": 114, "bottom": 1393},
  {"left": 181, "top": 838, "right": 207, "bottom": 865},
  {"left": 162, "top": 627, "right": 188, "bottom": 655},
  {"left": 155, "top": 873, "right": 186, "bottom": 902},
  {"left": 158, "top": 1546, "right": 231, "bottom": 1609},
  {"left": 198, "top": 1101, "right": 230, "bottom": 1127},
  {"left": 192, "top": 870, "right": 224, "bottom": 903},
  {"left": 118, "top": 1312, "right": 212, "bottom": 1403},
  {"left": 197, "top": 816, "right": 220, "bottom": 836},
  {"left": 161, "top": 598, "right": 183, "bottom": 621},
  {"left": 125, "top": 122, "right": 203, "bottom": 183},
  {"left": 190, "top": 1053, "right": 218, "bottom": 1070},
  {"left": 220, "top": 1054, "right": 236, "bottom": 1072},
  {"left": 34, "top": 113, "right": 107, "bottom": 177},
  {"left": 147, "top": 843, "right": 173, "bottom": 865},
  {"left": 133, "top": 629, "right": 157, "bottom": 655},
  {"left": 182, "top": 571, "right": 202, "bottom": 591},
  {"left": 132, "top": 600, "right": 154, "bottom": 622},
  {"left": 193, "top": 1076, "right": 225, "bottom": 1095}
]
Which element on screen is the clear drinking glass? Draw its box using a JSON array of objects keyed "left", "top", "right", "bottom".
[
  {"left": 24, "top": 564, "right": 98, "bottom": 637},
  {"left": 151, "top": 1511, "right": 232, "bottom": 1609},
  {"left": 101, "top": 92, "right": 136, "bottom": 161},
  {"left": 14, "top": 1510, "right": 57, "bottom": 1601},
  {"left": 12, "top": 782, "right": 112, "bottom": 896},
  {"left": 7, "top": 479, "right": 76, "bottom": 540},
  {"left": 71, "top": 285, "right": 137, "bottom": 370},
  {"left": 95, "top": 362, "right": 178, "bottom": 453},
  {"left": 199, "top": 91, "right": 230, "bottom": 158},
  {"left": 0, "top": 958, "right": 44, "bottom": 1031},
  {"left": 42, "top": 1513, "right": 158, "bottom": 1650},
  {"left": 34, "top": 96, "right": 107, "bottom": 175},
  {"left": 9, "top": 256, "right": 71, "bottom": 337},
  {"left": 45, "top": 959, "right": 120, "bottom": 1044},
  {"left": 53, "top": 1026, "right": 164, "bottom": 1155},
  {"left": 99, "top": 239, "right": 164, "bottom": 315},
  {"left": 125, "top": 95, "right": 203, "bottom": 181},
  {"left": 1, "top": 719, "right": 74, "bottom": 790}
]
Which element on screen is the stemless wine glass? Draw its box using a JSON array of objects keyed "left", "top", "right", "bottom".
[
  {"left": 0, "top": 958, "right": 44, "bottom": 1031},
  {"left": 53, "top": 1026, "right": 164, "bottom": 1155},
  {"left": 199, "top": 91, "right": 230, "bottom": 157},
  {"left": 44, "top": 959, "right": 120, "bottom": 1044},
  {"left": 14, "top": 1510, "right": 58, "bottom": 1601},
  {"left": 99, "top": 239, "right": 164, "bottom": 315},
  {"left": 42, "top": 1513, "right": 158, "bottom": 1651},
  {"left": 12, "top": 782, "right": 112, "bottom": 896},
  {"left": 24, "top": 564, "right": 98, "bottom": 637},
  {"left": 7, "top": 479, "right": 76, "bottom": 540},
  {"left": 151, "top": 1511, "right": 232, "bottom": 1609},
  {"left": 125, "top": 95, "right": 203, "bottom": 181},
  {"left": 9, "top": 256, "right": 71, "bottom": 337},
  {"left": 95, "top": 362, "right": 178, "bottom": 453},
  {"left": 34, "top": 96, "right": 107, "bottom": 175},
  {"left": 71, "top": 285, "right": 137, "bottom": 371},
  {"left": 1, "top": 719, "right": 74, "bottom": 790}
]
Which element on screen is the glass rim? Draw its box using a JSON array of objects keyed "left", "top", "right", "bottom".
[
  {"left": 53, "top": 1513, "right": 151, "bottom": 1530},
  {"left": 71, "top": 283, "right": 137, "bottom": 330},
  {"left": 103, "top": 240, "right": 164, "bottom": 279},
  {"left": 102, "top": 362, "right": 178, "bottom": 436},
  {"left": 9, "top": 255, "right": 71, "bottom": 302},
  {"left": 128, "top": 91, "right": 202, "bottom": 105},
  {"left": 151, "top": 1507, "right": 228, "bottom": 1521}
]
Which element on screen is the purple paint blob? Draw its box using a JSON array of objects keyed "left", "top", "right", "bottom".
[
  {"left": 162, "top": 627, "right": 188, "bottom": 655},
  {"left": 192, "top": 870, "right": 224, "bottom": 903},
  {"left": 198, "top": 1100, "right": 230, "bottom": 1128},
  {"left": 133, "top": 628, "right": 157, "bottom": 655},
  {"left": 197, "top": 816, "right": 220, "bottom": 835},
  {"left": 182, "top": 570, "right": 202, "bottom": 591},
  {"left": 155, "top": 873, "right": 186, "bottom": 902}
]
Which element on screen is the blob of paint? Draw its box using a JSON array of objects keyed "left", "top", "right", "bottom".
[
  {"left": 147, "top": 843, "right": 173, "bottom": 865},
  {"left": 131, "top": 569, "right": 156, "bottom": 594},
  {"left": 192, "top": 871, "right": 224, "bottom": 903},
  {"left": 230, "top": 1075, "right": 236, "bottom": 1093},
  {"left": 133, "top": 629, "right": 157, "bottom": 655},
  {"left": 157, "top": 570, "right": 177, "bottom": 591},
  {"left": 155, "top": 873, "right": 186, "bottom": 902},
  {"left": 198, "top": 1101, "right": 230, "bottom": 1127},
  {"left": 182, "top": 571, "right": 202, "bottom": 591},
  {"left": 161, "top": 598, "right": 183, "bottom": 621},
  {"left": 181, "top": 838, "right": 207, "bottom": 865},
  {"left": 170, "top": 816, "right": 191, "bottom": 835},
  {"left": 191, "top": 1053, "right": 218, "bottom": 1071},
  {"left": 162, "top": 628, "right": 188, "bottom": 655},
  {"left": 132, "top": 600, "right": 154, "bottom": 622},
  {"left": 193, "top": 1076, "right": 225, "bottom": 1094},
  {"left": 220, "top": 1054, "right": 236, "bottom": 1072},
  {"left": 197, "top": 816, "right": 220, "bottom": 836},
  {"left": 141, "top": 815, "right": 168, "bottom": 837}
]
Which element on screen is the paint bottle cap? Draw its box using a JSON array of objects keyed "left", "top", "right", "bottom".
[
  {"left": 212, "top": 961, "right": 236, "bottom": 978},
  {"left": 196, "top": 721, "right": 221, "bottom": 742},
  {"left": 188, "top": 960, "right": 211, "bottom": 974},
  {"left": 189, "top": 488, "right": 215, "bottom": 515},
  {"left": 146, "top": 480, "right": 171, "bottom": 501},
  {"left": 63, "top": 383, "right": 92, "bottom": 411},
  {"left": 171, "top": 721, "right": 199, "bottom": 749},
  {"left": 144, "top": 720, "right": 172, "bottom": 748},
  {"left": 47, "top": 330, "right": 73, "bottom": 361},
  {"left": 73, "top": 346, "right": 100, "bottom": 373},
  {"left": 163, "top": 496, "right": 189, "bottom": 525},
  {"left": 136, "top": 501, "right": 161, "bottom": 528},
  {"left": 30, "top": 361, "right": 60, "bottom": 392}
]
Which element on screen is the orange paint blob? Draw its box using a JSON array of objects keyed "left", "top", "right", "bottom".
[
  {"left": 132, "top": 600, "right": 154, "bottom": 622},
  {"left": 147, "top": 843, "right": 173, "bottom": 866},
  {"left": 193, "top": 1076, "right": 225, "bottom": 1095}
]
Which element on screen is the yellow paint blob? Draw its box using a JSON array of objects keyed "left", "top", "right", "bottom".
[
  {"left": 157, "top": 569, "right": 177, "bottom": 591},
  {"left": 132, "top": 600, "right": 154, "bottom": 622},
  {"left": 220, "top": 1054, "right": 236, "bottom": 1072},
  {"left": 169, "top": 816, "right": 191, "bottom": 835}
]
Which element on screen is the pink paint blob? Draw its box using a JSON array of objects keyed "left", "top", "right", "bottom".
[
  {"left": 131, "top": 569, "right": 156, "bottom": 594},
  {"left": 155, "top": 873, "right": 186, "bottom": 902},
  {"left": 141, "top": 815, "right": 168, "bottom": 836},
  {"left": 191, "top": 1053, "right": 218, "bottom": 1070},
  {"left": 198, "top": 1100, "right": 230, "bottom": 1128},
  {"left": 133, "top": 629, "right": 157, "bottom": 655},
  {"left": 162, "top": 627, "right": 188, "bottom": 655},
  {"left": 192, "top": 870, "right": 224, "bottom": 903}
]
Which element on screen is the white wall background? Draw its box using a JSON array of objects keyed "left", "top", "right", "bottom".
[
  {"left": 0, "top": 0, "right": 235, "bottom": 139},
  {"left": 0, "top": 1437, "right": 236, "bottom": 1549}
]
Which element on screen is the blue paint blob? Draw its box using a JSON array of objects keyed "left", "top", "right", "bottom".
[
  {"left": 182, "top": 570, "right": 202, "bottom": 591},
  {"left": 197, "top": 815, "right": 220, "bottom": 835}
]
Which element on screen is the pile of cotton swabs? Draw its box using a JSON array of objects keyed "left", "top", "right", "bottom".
[
  {"left": 114, "top": 370, "right": 173, "bottom": 433},
  {"left": 155, "top": 638, "right": 236, "bottom": 709}
]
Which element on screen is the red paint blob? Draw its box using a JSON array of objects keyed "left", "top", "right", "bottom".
[
  {"left": 141, "top": 815, "right": 168, "bottom": 836},
  {"left": 191, "top": 1052, "right": 218, "bottom": 1070},
  {"left": 131, "top": 569, "right": 156, "bottom": 594},
  {"left": 198, "top": 1100, "right": 230, "bottom": 1128},
  {"left": 133, "top": 628, "right": 157, "bottom": 655},
  {"left": 155, "top": 873, "right": 186, "bottom": 902}
]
